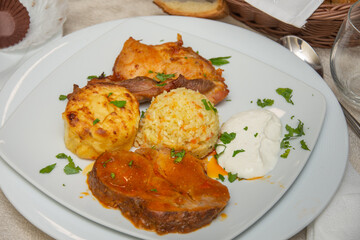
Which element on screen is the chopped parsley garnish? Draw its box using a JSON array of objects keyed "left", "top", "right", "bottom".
[
  {"left": 171, "top": 149, "right": 185, "bottom": 163},
  {"left": 140, "top": 110, "right": 146, "bottom": 118},
  {"left": 284, "top": 120, "right": 305, "bottom": 139},
  {"left": 150, "top": 188, "right": 157, "bottom": 192},
  {"left": 128, "top": 160, "right": 133, "bottom": 167},
  {"left": 228, "top": 172, "right": 238, "bottom": 183},
  {"left": 243, "top": 126, "right": 248, "bottom": 131},
  {"left": 219, "top": 132, "right": 236, "bottom": 144},
  {"left": 59, "top": 95, "right": 67, "bottom": 101},
  {"left": 110, "top": 172, "right": 115, "bottom": 179},
  {"left": 201, "top": 99, "right": 217, "bottom": 113},
  {"left": 214, "top": 143, "right": 226, "bottom": 160},
  {"left": 232, "top": 149, "right": 245, "bottom": 157},
  {"left": 254, "top": 133, "right": 259, "bottom": 137},
  {"left": 107, "top": 92, "right": 113, "bottom": 97},
  {"left": 110, "top": 100, "right": 126, "bottom": 108},
  {"left": 276, "top": 88, "right": 294, "bottom": 105},
  {"left": 93, "top": 118, "right": 100, "bottom": 125},
  {"left": 226, "top": 99, "right": 231, "bottom": 101},
  {"left": 148, "top": 70, "right": 154, "bottom": 73},
  {"left": 64, "top": 155, "right": 82, "bottom": 175},
  {"left": 280, "top": 149, "right": 291, "bottom": 158},
  {"left": 87, "top": 72, "right": 105, "bottom": 80},
  {"left": 218, "top": 174, "right": 225, "bottom": 182},
  {"left": 156, "top": 83, "right": 167, "bottom": 87},
  {"left": 209, "top": 56, "right": 231, "bottom": 66},
  {"left": 103, "top": 158, "right": 112, "bottom": 168},
  {"left": 257, "top": 98, "right": 274, "bottom": 108},
  {"left": 280, "top": 139, "right": 291, "bottom": 149},
  {"left": 39, "top": 163, "right": 56, "bottom": 174},
  {"left": 155, "top": 72, "right": 175, "bottom": 82},
  {"left": 291, "top": 115, "right": 295, "bottom": 120},
  {"left": 56, "top": 153, "right": 68, "bottom": 159},
  {"left": 300, "top": 140, "right": 310, "bottom": 151}
]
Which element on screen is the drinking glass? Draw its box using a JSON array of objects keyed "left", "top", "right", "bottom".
[{"left": 330, "top": 0, "right": 360, "bottom": 107}]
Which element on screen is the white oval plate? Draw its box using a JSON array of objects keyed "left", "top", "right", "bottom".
[{"left": 0, "top": 16, "right": 348, "bottom": 240}]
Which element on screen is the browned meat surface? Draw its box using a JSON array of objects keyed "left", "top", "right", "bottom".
[
  {"left": 88, "top": 75, "right": 215, "bottom": 103},
  {"left": 88, "top": 148, "right": 230, "bottom": 235},
  {"left": 112, "top": 34, "right": 229, "bottom": 105}
]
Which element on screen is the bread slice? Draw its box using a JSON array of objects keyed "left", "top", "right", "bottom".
[{"left": 153, "top": 0, "right": 228, "bottom": 19}]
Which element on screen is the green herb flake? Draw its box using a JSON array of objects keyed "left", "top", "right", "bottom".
[
  {"left": 276, "top": 88, "right": 294, "bottom": 105},
  {"left": 93, "top": 118, "right": 100, "bottom": 125},
  {"left": 284, "top": 120, "right": 305, "bottom": 139},
  {"left": 184, "top": 57, "right": 188, "bottom": 59},
  {"left": 110, "top": 100, "right": 126, "bottom": 108},
  {"left": 110, "top": 172, "right": 115, "bottom": 179},
  {"left": 156, "top": 83, "right": 167, "bottom": 87},
  {"left": 209, "top": 56, "right": 231, "bottom": 66},
  {"left": 150, "top": 188, "right": 158, "bottom": 192},
  {"left": 300, "top": 140, "right": 311, "bottom": 151},
  {"left": 64, "top": 155, "right": 82, "bottom": 175},
  {"left": 220, "top": 132, "right": 236, "bottom": 144},
  {"left": 280, "top": 149, "right": 291, "bottom": 158},
  {"left": 257, "top": 98, "right": 274, "bottom": 108},
  {"left": 87, "top": 72, "right": 105, "bottom": 80},
  {"left": 171, "top": 149, "right": 186, "bottom": 163},
  {"left": 107, "top": 92, "right": 113, "bottom": 97},
  {"left": 228, "top": 172, "right": 238, "bottom": 183},
  {"left": 254, "top": 133, "right": 259, "bottom": 137},
  {"left": 56, "top": 153, "right": 68, "bottom": 159},
  {"left": 280, "top": 139, "right": 291, "bottom": 149},
  {"left": 155, "top": 72, "right": 175, "bottom": 82},
  {"left": 103, "top": 158, "right": 112, "bottom": 168},
  {"left": 128, "top": 160, "right": 133, "bottom": 167},
  {"left": 40, "top": 163, "right": 56, "bottom": 174},
  {"left": 244, "top": 126, "right": 248, "bottom": 131},
  {"left": 233, "top": 149, "right": 245, "bottom": 157},
  {"left": 201, "top": 99, "right": 217, "bottom": 113},
  {"left": 148, "top": 70, "right": 154, "bottom": 73},
  {"left": 218, "top": 174, "right": 225, "bottom": 182},
  {"left": 291, "top": 115, "right": 295, "bottom": 120},
  {"left": 63, "top": 184, "right": 65, "bottom": 187},
  {"left": 59, "top": 95, "right": 67, "bottom": 101},
  {"left": 214, "top": 143, "right": 226, "bottom": 160},
  {"left": 226, "top": 99, "right": 232, "bottom": 102},
  {"left": 140, "top": 110, "right": 146, "bottom": 118}
]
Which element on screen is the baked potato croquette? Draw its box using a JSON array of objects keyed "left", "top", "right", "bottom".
[{"left": 62, "top": 83, "right": 140, "bottom": 160}]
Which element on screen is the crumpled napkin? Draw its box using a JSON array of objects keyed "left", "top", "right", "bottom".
[
  {"left": 307, "top": 162, "right": 360, "bottom": 240},
  {"left": 244, "top": 0, "right": 324, "bottom": 28}
]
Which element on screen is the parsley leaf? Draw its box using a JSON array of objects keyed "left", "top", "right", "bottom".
[
  {"left": 232, "top": 149, "right": 245, "bottom": 157},
  {"left": 59, "top": 95, "right": 67, "bottom": 101},
  {"left": 276, "top": 88, "right": 294, "bottom": 105},
  {"left": 87, "top": 72, "right": 105, "bottom": 80},
  {"left": 140, "top": 110, "right": 146, "bottom": 118},
  {"left": 280, "top": 149, "right": 291, "bottom": 158},
  {"left": 209, "top": 56, "right": 231, "bottom": 66},
  {"left": 257, "top": 98, "right": 274, "bottom": 108},
  {"left": 128, "top": 160, "right": 133, "bottom": 167},
  {"left": 300, "top": 140, "right": 310, "bottom": 151},
  {"left": 150, "top": 188, "right": 157, "bottom": 192},
  {"left": 110, "top": 173, "right": 115, "bottom": 179},
  {"left": 218, "top": 174, "right": 225, "bottom": 182},
  {"left": 228, "top": 172, "right": 238, "bottom": 183},
  {"left": 64, "top": 155, "right": 82, "bottom": 175},
  {"left": 170, "top": 149, "right": 185, "bottom": 163},
  {"left": 103, "top": 158, "right": 112, "bottom": 168},
  {"left": 214, "top": 143, "right": 226, "bottom": 160},
  {"left": 93, "top": 118, "right": 100, "bottom": 125},
  {"left": 39, "top": 163, "right": 56, "bottom": 174},
  {"left": 56, "top": 153, "right": 68, "bottom": 159},
  {"left": 201, "top": 99, "right": 217, "bottom": 113},
  {"left": 219, "top": 132, "right": 236, "bottom": 144},
  {"left": 155, "top": 73, "right": 175, "bottom": 82},
  {"left": 110, "top": 100, "right": 126, "bottom": 108}
]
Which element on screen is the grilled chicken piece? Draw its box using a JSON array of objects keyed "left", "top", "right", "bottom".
[
  {"left": 88, "top": 148, "right": 230, "bottom": 235},
  {"left": 88, "top": 75, "right": 215, "bottom": 103},
  {"left": 112, "top": 34, "right": 229, "bottom": 105}
]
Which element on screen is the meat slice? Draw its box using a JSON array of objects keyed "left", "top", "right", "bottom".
[
  {"left": 88, "top": 148, "right": 230, "bottom": 235},
  {"left": 112, "top": 34, "right": 229, "bottom": 105},
  {"left": 88, "top": 75, "right": 215, "bottom": 103}
]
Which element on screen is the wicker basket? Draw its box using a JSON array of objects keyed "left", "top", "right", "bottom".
[{"left": 226, "top": 0, "right": 353, "bottom": 48}]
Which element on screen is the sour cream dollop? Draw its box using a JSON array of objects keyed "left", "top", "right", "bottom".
[{"left": 216, "top": 109, "right": 282, "bottom": 179}]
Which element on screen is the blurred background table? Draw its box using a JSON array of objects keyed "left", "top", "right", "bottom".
[{"left": 1, "top": 0, "right": 359, "bottom": 239}]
